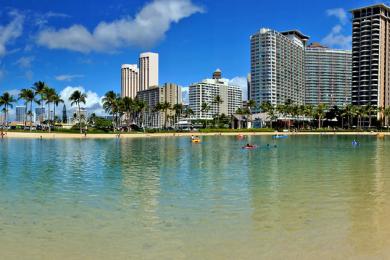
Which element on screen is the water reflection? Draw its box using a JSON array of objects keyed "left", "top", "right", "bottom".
[{"left": 0, "top": 136, "right": 390, "bottom": 258}]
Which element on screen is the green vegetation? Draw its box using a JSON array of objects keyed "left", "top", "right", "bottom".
[{"left": 3, "top": 84, "right": 390, "bottom": 134}]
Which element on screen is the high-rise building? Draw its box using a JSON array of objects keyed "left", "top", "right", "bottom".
[
  {"left": 139, "top": 52, "right": 159, "bottom": 91},
  {"left": 62, "top": 104, "right": 68, "bottom": 123},
  {"left": 189, "top": 70, "right": 242, "bottom": 120},
  {"left": 305, "top": 43, "right": 352, "bottom": 107},
  {"left": 351, "top": 4, "right": 390, "bottom": 109},
  {"left": 35, "top": 107, "right": 45, "bottom": 123},
  {"left": 247, "top": 73, "right": 251, "bottom": 101},
  {"left": 136, "top": 83, "right": 182, "bottom": 128},
  {"left": 250, "top": 28, "right": 308, "bottom": 107},
  {"left": 16, "top": 106, "right": 26, "bottom": 122},
  {"left": 121, "top": 64, "right": 139, "bottom": 98}
]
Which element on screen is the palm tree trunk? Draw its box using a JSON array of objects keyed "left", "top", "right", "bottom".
[
  {"left": 5, "top": 105, "right": 8, "bottom": 129},
  {"left": 30, "top": 101, "right": 33, "bottom": 132},
  {"left": 78, "top": 103, "right": 82, "bottom": 134},
  {"left": 48, "top": 103, "right": 51, "bottom": 133},
  {"left": 24, "top": 103, "right": 27, "bottom": 127}
]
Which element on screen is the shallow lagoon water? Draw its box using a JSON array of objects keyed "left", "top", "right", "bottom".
[{"left": 1, "top": 135, "right": 390, "bottom": 259}]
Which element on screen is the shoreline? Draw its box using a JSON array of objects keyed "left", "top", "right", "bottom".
[{"left": 1, "top": 131, "right": 389, "bottom": 139}]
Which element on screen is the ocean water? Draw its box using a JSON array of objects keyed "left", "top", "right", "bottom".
[{"left": 1, "top": 135, "right": 390, "bottom": 259}]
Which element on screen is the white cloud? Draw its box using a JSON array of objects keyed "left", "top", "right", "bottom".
[
  {"left": 226, "top": 76, "right": 247, "bottom": 101},
  {"left": 55, "top": 74, "right": 84, "bottom": 81},
  {"left": 181, "top": 86, "right": 189, "bottom": 104},
  {"left": 322, "top": 25, "right": 352, "bottom": 49},
  {"left": 0, "top": 11, "right": 24, "bottom": 56},
  {"left": 59, "top": 86, "right": 104, "bottom": 115},
  {"left": 6, "top": 88, "right": 20, "bottom": 98},
  {"left": 34, "top": 11, "right": 70, "bottom": 28},
  {"left": 14, "top": 56, "right": 34, "bottom": 68},
  {"left": 36, "top": 0, "right": 204, "bottom": 53},
  {"left": 326, "top": 8, "right": 348, "bottom": 25},
  {"left": 45, "top": 11, "right": 70, "bottom": 19}
]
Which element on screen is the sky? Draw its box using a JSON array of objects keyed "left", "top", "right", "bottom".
[{"left": 0, "top": 0, "right": 386, "bottom": 117}]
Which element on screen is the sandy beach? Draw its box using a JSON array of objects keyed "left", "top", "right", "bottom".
[{"left": 1, "top": 131, "right": 388, "bottom": 139}]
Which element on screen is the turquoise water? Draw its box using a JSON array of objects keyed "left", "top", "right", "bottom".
[{"left": 1, "top": 135, "right": 390, "bottom": 259}]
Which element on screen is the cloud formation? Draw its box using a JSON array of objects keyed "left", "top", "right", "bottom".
[
  {"left": 34, "top": 11, "right": 70, "bottom": 28},
  {"left": 14, "top": 56, "right": 34, "bottom": 68},
  {"left": 36, "top": 0, "right": 204, "bottom": 53},
  {"left": 322, "top": 8, "right": 351, "bottom": 50},
  {"left": 322, "top": 25, "right": 352, "bottom": 50},
  {"left": 59, "top": 86, "right": 104, "bottom": 115},
  {"left": 326, "top": 8, "right": 348, "bottom": 25},
  {"left": 55, "top": 74, "right": 84, "bottom": 81},
  {"left": 0, "top": 11, "right": 24, "bottom": 56}
]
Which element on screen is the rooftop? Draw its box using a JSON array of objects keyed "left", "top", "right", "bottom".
[
  {"left": 350, "top": 3, "right": 390, "bottom": 13},
  {"left": 281, "top": 30, "right": 309, "bottom": 41}
]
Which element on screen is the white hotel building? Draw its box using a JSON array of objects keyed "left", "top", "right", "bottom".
[
  {"left": 250, "top": 28, "right": 308, "bottom": 106},
  {"left": 189, "top": 70, "right": 242, "bottom": 120},
  {"left": 121, "top": 52, "right": 159, "bottom": 98}
]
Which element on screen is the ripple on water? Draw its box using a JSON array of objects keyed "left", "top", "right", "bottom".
[{"left": 1, "top": 136, "right": 390, "bottom": 259}]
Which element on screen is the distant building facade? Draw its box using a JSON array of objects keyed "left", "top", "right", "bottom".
[
  {"left": 121, "top": 64, "right": 139, "bottom": 98},
  {"left": 250, "top": 28, "right": 308, "bottom": 107},
  {"left": 136, "top": 83, "right": 182, "bottom": 128},
  {"left": 121, "top": 52, "right": 159, "bottom": 98},
  {"left": 16, "top": 106, "right": 26, "bottom": 122},
  {"left": 139, "top": 52, "right": 159, "bottom": 91},
  {"left": 305, "top": 43, "right": 352, "bottom": 107},
  {"left": 351, "top": 4, "right": 390, "bottom": 109},
  {"left": 189, "top": 70, "right": 242, "bottom": 120},
  {"left": 35, "top": 107, "right": 45, "bottom": 123},
  {"left": 72, "top": 108, "right": 87, "bottom": 123},
  {"left": 247, "top": 73, "right": 251, "bottom": 101}
]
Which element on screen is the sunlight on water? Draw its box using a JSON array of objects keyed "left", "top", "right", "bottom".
[{"left": 1, "top": 136, "right": 390, "bottom": 259}]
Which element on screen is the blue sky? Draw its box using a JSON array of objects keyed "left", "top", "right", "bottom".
[{"left": 0, "top": 0, "right": 384, "bottom": 115}]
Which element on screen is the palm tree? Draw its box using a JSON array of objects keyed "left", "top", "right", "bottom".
[
  {"left": 44, "top": 87, "right": 57, "bottom": 133},
  {"left": 18, "top": 89, "right": 36, "bottom": 129},
  {"left": 172, "top": 103, "right": 184, "bottom": 127},
  {"left": 314, "top": 104, "right": 327, "bottom": 129},
  {"left": 355, "top": 105, "right": 364, "bottom": 130},
  {"left": 134, "top": 99, "right": 147, "bottom": 131},
  {"left": 201, "top": 102, "right": 210, "bottom": 128},
  {"left": 246, "top": 99, "right": 256, "bottom": 128},
  {"left": 102, "top": 91, "right": 119, "bottom": 132},
  {"left": 260, "top": 101, "right": 274, "bottom": 128},
  {"left": 52, "top": 93, "right": 64, "bottom": 125},
  {"left": 69, "top": 90, "right": 87, "bottom": 133},
  {"left": 365, "top": 103, "right": 376, "bottom": 129},
  {"left": 33, "top": 81, "right": 47, "bottom": 125},
  {"left": 303, "top": 105, "right": 314, "bottom": 129},
  {"left": 183, "top": 107, "right": 194, "bottom": 119},
  {"left": 0, "top": 92, "right": 16, "bottom": 131},
  {"left": 384, "top": 107, "right": 390, "bottom": 131},
  {"left": 159, "top": 102, "right": 171, "bottom": 129},
  {"left": 121, "top": 96, "right": 133, "bottom": 131},
  {"left": 213, "top": 95, "right": 224, "bottom": 128}
]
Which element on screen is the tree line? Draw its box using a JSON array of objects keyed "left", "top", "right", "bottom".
[
  {"left": 236, "top": 100, "right": 390, "bottom": 130},
  {"left": 0, "top": 81, "right": 88, "bottom": 133}
]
